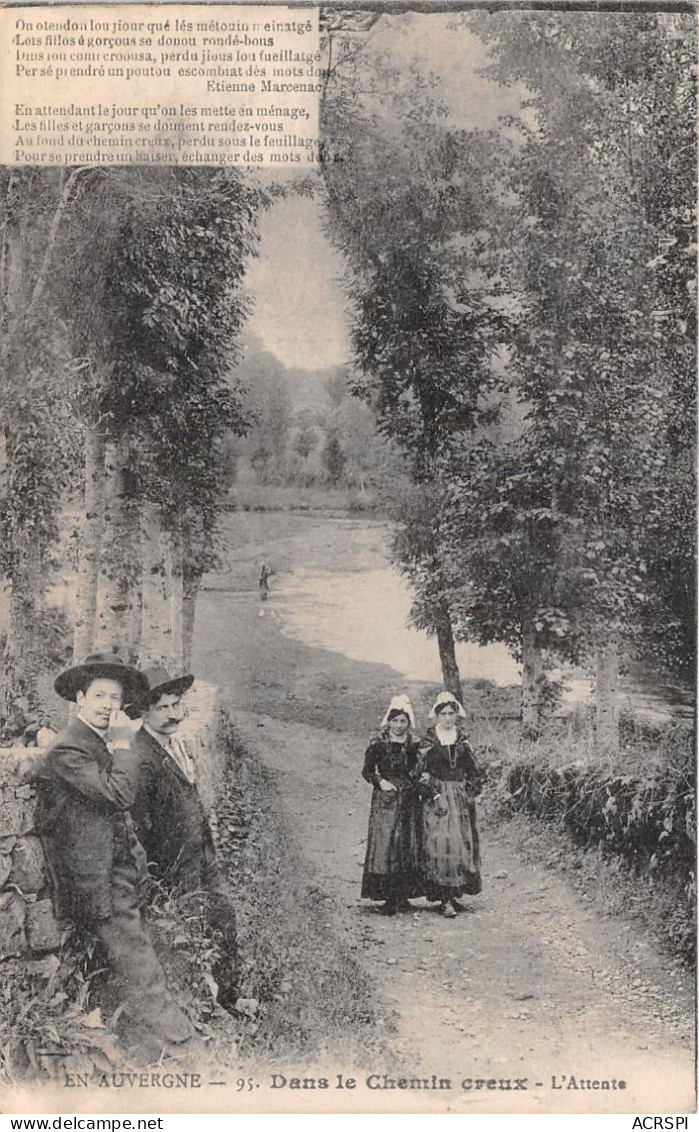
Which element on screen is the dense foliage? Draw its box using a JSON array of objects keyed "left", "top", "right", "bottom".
[
  {"left": 463, "top": 11, "right": 697, "bottom": 683},
  {"left": 85, "top": 168, "right": 263, "bottom": 571},
  {"left": 321, "top": 11, "right": 697, "bottom": 730},
  {"left": 0, "top": 167, "right": 266, "bottom": 710}
]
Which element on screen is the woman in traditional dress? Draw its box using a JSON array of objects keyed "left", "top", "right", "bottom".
[
  {"left": 416, "top": 691, "right": 485, "bottom": 918},
  {"left": 361, "top": 695, "right": 421, "bottom": 915}
]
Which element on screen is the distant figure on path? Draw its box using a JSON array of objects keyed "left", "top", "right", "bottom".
[
  {"left": 361, "top": 695, "right": 421, "bottom": 915},
  {"left": 416, "top": 691, "right": 485, "bottom": 918},
  {"left": 128, "top": 666, "right": 239, "bottom": 1009},
  {"left": 34, "top": 653, "right": 193, "bottom": 1057},
  {"left": 259, "top": 562, "right": 270, "bottom": 602}
]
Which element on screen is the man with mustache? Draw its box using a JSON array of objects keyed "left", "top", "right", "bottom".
[
  {"left": 129, "top": 667, "right": 238, "bottom": 1010},
  {"left": 34, "top": 653, "right": 194, "bottom": 1058}
]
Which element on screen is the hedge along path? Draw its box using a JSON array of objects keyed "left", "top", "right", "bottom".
[
  {"left": 230, "top": 710, "right": 694, "bottom": 1115},
  {"left": 504, "top": 753, "right": 695, "bottom": 963}
]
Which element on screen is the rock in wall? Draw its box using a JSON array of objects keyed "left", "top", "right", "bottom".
[{"left": 0, "top": 746, "right": 61, "bottom": 961}]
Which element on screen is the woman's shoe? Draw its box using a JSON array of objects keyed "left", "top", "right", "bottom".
[
  {"left": 440, "top": 901, "right": 457, "bottom": 919},
  {"left": 395, "top": 898, "right": 414, "bottom": 913}
]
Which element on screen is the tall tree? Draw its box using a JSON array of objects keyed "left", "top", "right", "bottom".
[
  {"left": 234, "top": 349, "right": 292, "bottom": 485},
  {"left": 97, "top": 168, "right": 262, "bottom": 669},
  {"left": 15, "top": 167, "right": 264, "bottom": 677},
  {"left": 321, "top": 45, "right": 504, "bottom": 695},
  {"left": 459, "top": 10, "right": 697, "bottom": 740},
  {"left": 0, "top": 168, "right": 88, "bottom": 711}
]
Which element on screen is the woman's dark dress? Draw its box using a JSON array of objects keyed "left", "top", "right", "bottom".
[
  {"left": 417, "top": 728, "right": 484, "bottom": 900},
  {"left": 361, "top": 732, "right": 421, "bottom": 900}
]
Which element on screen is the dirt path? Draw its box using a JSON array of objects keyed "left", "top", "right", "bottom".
[
  {"left": 230, "top": 711, "right": 693, "bottom": 1114},
  {"left": 194, "top": 513, "right": 695, "bottom": 1114}
]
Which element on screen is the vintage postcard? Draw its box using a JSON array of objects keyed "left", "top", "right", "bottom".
[{"left": 0, "top": 0, "right": 695, "bottom": 1118}]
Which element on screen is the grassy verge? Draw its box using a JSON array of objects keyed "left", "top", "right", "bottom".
[
  {"left": 212, "top": 710, "right": 396, "bottom": 1067},
  {"left": 0, "top": 943, "right": 121, "bottom": 1086}
]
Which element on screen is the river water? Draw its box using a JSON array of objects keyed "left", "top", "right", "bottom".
[
  {"left": 277, "top": 564, "right": 521, "bottom": 687},
  {"left": 270, "top": 515, "right": 689, "bottom": 724}
]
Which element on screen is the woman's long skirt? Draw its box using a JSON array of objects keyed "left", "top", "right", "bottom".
[
  {"left": 361, "top": 785, "right": 420, "bottom": 900},
  {"left": 419, "top": 780, "right": 481, "bottom": 900}
]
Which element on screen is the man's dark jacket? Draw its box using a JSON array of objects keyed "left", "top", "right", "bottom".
[
  {"left": 130, "top": 725, "right": 238, "bottom": 1003},
  {"left": 130, "top": 726, "right": 219, "bottom": 891},
  {"left": 34, "top": 717, "right": 147, "bottom": 924}
]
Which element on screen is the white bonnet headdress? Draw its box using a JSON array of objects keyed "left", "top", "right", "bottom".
[
  {"left": 428, "top": 690, "right": 467, "bottom": 720},
  {"left": 380, "top": 694, "right": 415, "bottom": 729}
]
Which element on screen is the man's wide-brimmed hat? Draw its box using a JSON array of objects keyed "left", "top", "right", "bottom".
[
  {"left": 135, "top": 666, "right": 195, "bottom": 708},
  {"left": 122, "top": 666, "right": 195, "bottom": 720},
  {"left": 54, "top": 652, "right": 148, "bottom": 704}
]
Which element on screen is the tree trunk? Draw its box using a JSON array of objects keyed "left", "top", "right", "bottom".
[
  {"left": 1, "top": 172, "right": 87, "bottom": 716},
  {"left": 1, "top": 183, "right": 36, "bottom": 718},
  {"left": 181, "top": 513, "right": 204, "bottom": 673},
  {"left": 521, "top": 621, "right": 544, "bottom": 738},
  {"left": 595, "top": 637, "right": 619, "bottom": 750},
  {"left": 182, "top": 564, "right": 201, "bottom": 673},
  {"left": 92, "top": 435, "right": 144, "bottom": 659},
  {"left": 125, "top": 510, "right": 144, "bottom": 666},
  {"left": 167, "top": 525, "right": 184, "bottom": 672},
  {"left": 72, "top": 425, "right": 106, "bottom": 662},
  {"left": 119, "top": 491, "right": 143, "bottom": 666},
  {"left": 2, "top": 529, "right": 41, "bottom": 716},
  {"left": 435, "top": 608, "right": 463, "bottom": 702},
  {"left": 27, "top": 168, "right": 89, "bottom": 318},
  {"left": 93, "top": 436, "right": 129, "bottom": 655},
  {"left": 0, "top": 171, "right": 22, "bottom": 320},
  {"left": 139, "top": 503, "right": 173, "bottom": 669}
]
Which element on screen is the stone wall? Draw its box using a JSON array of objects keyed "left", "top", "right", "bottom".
[
  {"left": 0, "top": 745, "right": 62, "bottom": 962},
  {"left": 0, "top": 681, "right": 219, "bottom": 965}
]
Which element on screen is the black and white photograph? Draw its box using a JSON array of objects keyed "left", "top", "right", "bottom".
[{"left": 0, "top": 0, "right": 695, "bottom": 1116}]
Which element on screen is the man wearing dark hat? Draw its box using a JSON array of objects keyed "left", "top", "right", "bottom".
[
  {"left": 129, "top": 667, "right": 238, "bottom": 1009},
  {"left": 35, "top": 653, "right": 193, "bottom": 1055}
]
